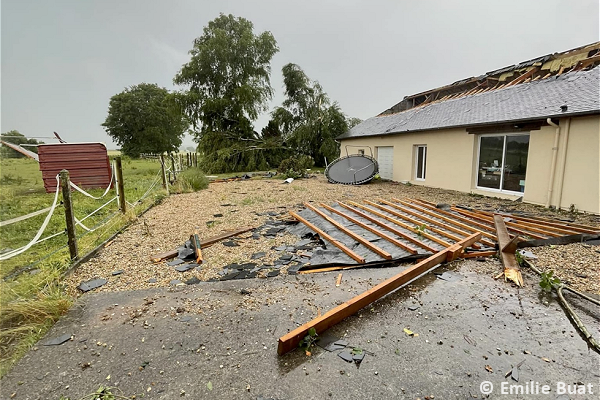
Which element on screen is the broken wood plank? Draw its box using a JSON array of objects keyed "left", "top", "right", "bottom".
[
  {"left": 321, "top": 203, "right": 418, "bottom": 254},
  {"left": 277, "top": 232, "right": 481, "bottom": 355},
  {"left": 303, "top": 202, "right": 392, "bottom": 260},
  {"left": 290, "top": 211, "right": 365, "bottom": 264},
  {"left": 493, "top": 215, "right": 523, "bottom": 287},
  {"left": 364, "top": 200, "right": 452, "bottom": 248},
  {"left": 150, "top": 226, "right": 255, "bottom": 262},
  {"left": 461, "top": 250, "right": 497, "bottom": 258},
  {"left": 470, "top": 209, "right": 583, "bottom": 236},
  {"left": 342, "top": 201, "right": 438, "bottom": 253},
  {"left": 378, "top": 198, "right": 480, "bottom": 248},
  {"left": 336, "top": 273, "right": 343, "bottom": 287},
  {"left": 191, "top": 229, "right": 203, "bottom": 264},
  {"left": 393, "top": 198, "right": 497, "bottom": 246},
  {"left": 501, "top": 234, "right": 520, "bottom": 254},
  {"left": 479, "top": 211, "right": 600, "bottom": 234}
]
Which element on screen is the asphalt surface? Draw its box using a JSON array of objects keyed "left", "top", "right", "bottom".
[{"left": 2, "top": 261, "right": 599, "bottom": 400}]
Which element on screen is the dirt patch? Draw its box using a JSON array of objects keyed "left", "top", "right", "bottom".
[{"left": 66, "top": 175, "right": 600, "bottom": 296}]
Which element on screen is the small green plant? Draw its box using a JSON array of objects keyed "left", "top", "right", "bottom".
[
  {"left": 568, "top": 203, "right": 578, "bottom": 217},
  {"left": 298, "top": 327, "right": 318, "bottom": 355},
  {"left": 58, "top": 386, "right": 126, "bottom": 400},
  {"left": 0, "top": 173, "right": 24, "bottom": 185},
  {"left": 414, "top": 224, "right": 427, "bottom": 238},
  {"left": 515, "top": 251, "right": 524, "bottom": 266},
  {"left": 174, "top": 167, "right": 209, "bottom": 193},
  {"left": 539, "top": 270, "right": 561, "bottom": 292}
]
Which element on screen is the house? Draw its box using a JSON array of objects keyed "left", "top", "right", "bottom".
[{"left": 337, "top": 42, "right": 600, "bottom": 214}]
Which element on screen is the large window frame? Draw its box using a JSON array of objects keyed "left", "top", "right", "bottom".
[
  {"left": 475, "top": 133, "right": 529, "bottom": 196},
  {"left": 414, "top": 145, "right": 427, "bottom": 181}
]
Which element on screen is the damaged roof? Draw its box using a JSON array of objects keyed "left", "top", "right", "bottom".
[{"left": 338, "top": 66, "right": 600, "bottom": 140}]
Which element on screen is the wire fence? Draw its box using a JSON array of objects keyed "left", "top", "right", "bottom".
[{"left": 0, "top": 154, "right": 188, "bottom": 280}]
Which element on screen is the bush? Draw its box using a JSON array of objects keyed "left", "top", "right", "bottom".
[
  {"left": 174, "top": 167, "right": 209, "bottom": 193},
  {"left": 277, "top": 156, "right": 314, "bottom": 179}
]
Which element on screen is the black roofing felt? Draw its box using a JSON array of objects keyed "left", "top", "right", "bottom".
[{"left": 338, "top": 67, "right": 600, "bottom": 140}]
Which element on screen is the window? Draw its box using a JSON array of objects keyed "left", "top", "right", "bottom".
[
  {"left": 415, "top": 145, "right": 427, "bottom": 180},
  {"left": 477, "top": 134, "right": 529, "bottom": 194}
]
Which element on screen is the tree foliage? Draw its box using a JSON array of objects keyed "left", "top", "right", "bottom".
[
  {"left": 173, "top": 14, "right": 279, "bottom": 172},
  {"left": 102, "top": 83, "right": 187, "bottom": 158},
  {"left": 0, "top": 131, "right": 43, "bottom": 158},
  {"left": 272, "top": 63, "right": 349, "bottom": 167}
]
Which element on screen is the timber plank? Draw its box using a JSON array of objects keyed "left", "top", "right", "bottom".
[{"left": 277, "top": 233, "right": 481, "bottom": 355}]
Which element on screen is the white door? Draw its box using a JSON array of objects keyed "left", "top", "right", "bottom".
[{"left": 377, "top": 147, "right": 394, "bottom": 180}]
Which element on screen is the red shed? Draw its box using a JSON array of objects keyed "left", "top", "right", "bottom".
[{"left": 38, "top": 143, "right": 112, "bottom": 193}]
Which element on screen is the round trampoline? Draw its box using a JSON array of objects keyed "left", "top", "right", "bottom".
[{"left": 325, "top": 154, "right": 379, "bottom": 185}]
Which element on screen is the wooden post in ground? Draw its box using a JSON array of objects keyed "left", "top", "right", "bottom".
[
  {"left": 170, "top": 154, "right": 177, "bottom": 180},
  {"left": 115, "top": 156, "right": 126, "bottom": 213},
  {"left": 194, "top": 153, "right": 198, "bottom": 167},
  {"left": 60, "top": 170, "right": 78, "bottom": 260},
  {"left": 160, "top": 154, "right": 169, "bottom": 195}
]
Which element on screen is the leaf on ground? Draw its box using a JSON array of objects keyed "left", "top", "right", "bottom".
[
  {"left": 207, "top": 381, "right": 213, "bottom": 391},
  {"left": 542, "top": 357, "right": 551, "bottom": 363},
  {"left": 403, "top": 328, "right": 418, "bottom": 336}
]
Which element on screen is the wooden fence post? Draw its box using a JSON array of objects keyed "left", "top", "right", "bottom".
[
  {"left": 60, "top": 170, "right": 78, "bottom": 260},
  {"left": 159, "top": 154, "right": 170, "bottom": 195},
  {"left": 170, "top": 154, "right": 177, "bottom": 180},
  {"left": 115, "top": 157, "right": 126, "bottom": 213}
]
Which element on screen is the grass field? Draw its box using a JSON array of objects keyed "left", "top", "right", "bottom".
[{"left": 0, "top": 154, "right": 169, "bottom": 375}]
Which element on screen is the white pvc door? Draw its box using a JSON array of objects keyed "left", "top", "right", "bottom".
[{"left": 377, "top": 147, "right": 394, "bottom": 180}]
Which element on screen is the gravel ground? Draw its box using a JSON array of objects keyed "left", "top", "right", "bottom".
[{"left": 66, "top": 175, "right": 600, "bottom": 296}]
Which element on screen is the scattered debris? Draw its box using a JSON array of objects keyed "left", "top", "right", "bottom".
[
  {"left": 335, "top": 273, "right": 343, "bottom": 287},
  {"left": 43, "top": 333, "right": 72, "bottom": 346},
  {"left": 78, "top": 278, "right": 107, "bottom": 293},
  {"left": 493, "top": 215, "right": 523, "bottom": 287}
]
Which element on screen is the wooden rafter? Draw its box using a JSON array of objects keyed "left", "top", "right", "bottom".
[
  {"left": 303, "top": 202, "right": 392, "bottom": 260},
  {"left": 290, "top": 211, "right": 365, "bottom": 264},
  {"left": 277, "top": 233, "right": 482, "bottom": 355},
  {"left": 320, "top": 203, "right": 418, "bottom": 254}
]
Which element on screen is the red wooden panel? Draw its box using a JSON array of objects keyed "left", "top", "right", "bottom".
[{"left": 38, "top": 143, "right": 112, "bottom": 193}]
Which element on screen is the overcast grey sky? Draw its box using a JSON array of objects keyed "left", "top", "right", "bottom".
[{"left": 2, "top": 0, "right": 598, "bottom": 149}]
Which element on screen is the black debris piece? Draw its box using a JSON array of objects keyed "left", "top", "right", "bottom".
[
  {"left": 148, "top": 278, "right": 157, "bottom": 283},
  {"left": 324, "top": 342, "right": 346, "bottom": 352},
  {"left": 78, "top": 278, "right": 108, "bottom": 293},
  {"left": 43, "top": 333, "right": 72, "bottom": 346},
  {"left": 251, "top": 252, "right": 266, "bottom": 259},
  {"left": 213, "top": 213, "right": 223, "bottom": 217},
  {"left": 222, "top": 240, "right": 239, "bottom": 247},
  {"left": 286, "top": 265, "right": 302, "bottom": 275},
  {"left": 436, "top": 203, "right": 451, "bottom": 211},
  {"left": 169, "top": 279, "right": 182, "bottom": 285},
  {"left": 221, "top": 203, "right": 232, "bottom": 207},
  {"left": 167, "top": 259, "right": 185, "bottom": 266},
  {"left": 220, "top": 272, "right": 241, "bottom": 281},
  {"left": 205, "top": 220, "right": 216, "bottom": 227},
  {"left": 436, "top": 271, "right": 461, "bottom": 282},
  {"left": 241, "top": 173, "right": 252, "bottom": 179},
  {"left": 180, "top": 316, "right": 192, "bottom": 323},
  {"left": 240, "top": 263, "right": 258, "bottom": 270},
  {"left": 353, "top": 352, "right": 365, "bottom": 365},
  {"left": 175, "top": 264, "right": 195, "bottom": 272},
  {"left": 252, "top": 232, "right": 261, "bottom": 240},
  {"left": 267, "top": 270, "right": 280, "bottom": 277},
  {"left": 240, "top": 289, "right": 252, "bottom": 295},
  {"left": 338, "top": 351, "right": 354, "bottom": 363},
  {"left": 112, "top": 270, "right": 123, "bottom": 276},
  {"left": 407, "top": 305, "right": 420, "bottom": 311},
  {"left": 511, "top": 366, "right": 519, "bottom": 382},
  {"left": 177, "top": 247, "right": 195, "bottom": 260},
  {"left": 185, "top": 277, "right": 201, "bottom": 285},
  {"left": 273, "top": 246, "right": 287, "bottom": 251},
  {"left": 280, "top": 254, "right": 293, "bottom": 261}
]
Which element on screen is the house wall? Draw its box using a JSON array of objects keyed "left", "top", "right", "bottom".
[{"left": 340, "top": 114, "right": 600, "bottom": 214}]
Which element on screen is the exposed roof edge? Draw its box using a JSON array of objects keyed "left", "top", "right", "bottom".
[{"left": 337, "top": 110, "right": 600, "bottom": 141}]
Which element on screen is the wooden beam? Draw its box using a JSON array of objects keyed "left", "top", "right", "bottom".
[
  {"left": 277, "top": 232, "right": 481, "bottom": 355},
  {"left": 150, "top": 226, "right": 255, "bottom": 262},
  {"left": 377, "top": 199, "right": 475, "bottom": 247},
  {"left": 407, "top": 199, "right": 499, "bottom": 240},
  {"left": 452, "top": 208, "right": 547, "bottom": 240},
  {"left": 470, "top": 209, "right": 582, "bottom": 235},
  {"left": 364, "top": 200, "right": 452, "bottom": 248},
  {"left": 473, "top": 210, "right": 599, "bottom": 234},
  {"left": 303, "top": 202, "right": 392, "bottom": 260},
  {"left": 320, "top": 203, "right": 418, "bottom": 254},
  {"left": 343, "top": 202, "right": 438, "bottom": 253},
  {"left": 493, "top": 215, "right": 523, "bottom": 287},
  {"left": 461, "top": 250, "right": 497, "bottom": 258},
  {"left": 290, "top": 211, "right": 365, "bottom": 264},
  {"left": 394, "top": 198, "right": 496, "bottom": 247}
]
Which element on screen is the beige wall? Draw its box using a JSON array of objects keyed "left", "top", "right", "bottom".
[{"left": 340, "top": 114, "right": 600, "bottom": 214}]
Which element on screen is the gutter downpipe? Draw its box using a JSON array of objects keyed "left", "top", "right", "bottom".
[
  {"left": 545, "top": 118, "right": 560, "bottom": 208},
  {"left": 555, "top": 118, "right": 571, "bottom": 210}
]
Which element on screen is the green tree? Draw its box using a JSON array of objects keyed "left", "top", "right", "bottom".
[
  {"left": 102, "top": 83, "right": 187, "bottom": 158},
  {"left": 272, "top": 63, "right": 349, "bottom": 167},
  {"left": 173, "top": 13, "right": 279, "bottom": 172},
  {"left": 0, "top": 130, "right": 43, "bottom": 158}
]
